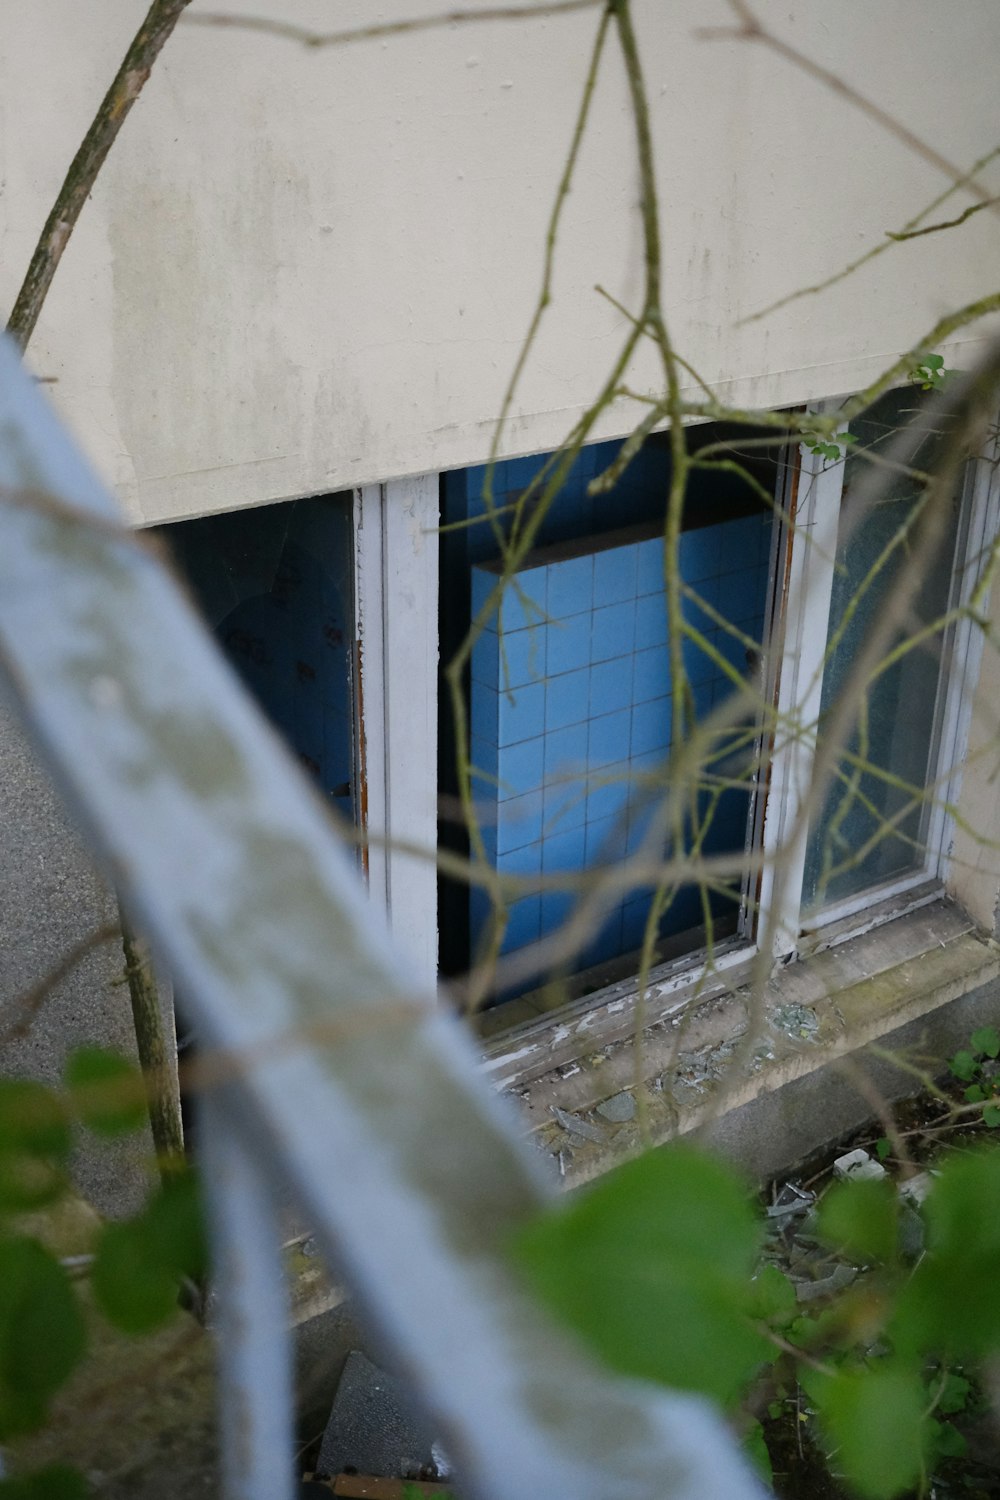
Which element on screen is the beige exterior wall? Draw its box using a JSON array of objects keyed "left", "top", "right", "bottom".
[{"left": 2, "top": 1, "right": 1000, "bottom": 524}]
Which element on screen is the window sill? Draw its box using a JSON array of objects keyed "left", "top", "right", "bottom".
[{"left": 483, "top": 896, "right": 999, "bottom": 1190}]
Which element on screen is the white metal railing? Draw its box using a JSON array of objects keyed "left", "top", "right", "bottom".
[{"left": 0, "top": 335, "right": 764, "bottom": 1500}]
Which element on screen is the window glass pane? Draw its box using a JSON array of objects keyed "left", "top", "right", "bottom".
[
  {"left": 161, "top": 495, "right": 357, "bottom": 818},
  {"left": 802, "top": 388, "right": 962, "bottom": 912}
]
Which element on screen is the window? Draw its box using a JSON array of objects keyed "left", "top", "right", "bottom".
[
  {"left": 440, "top": 425, "right": 783, "bottom": 1007},
  {"left": 763, "top": 386, "right": 994, "bottom": 955},
  {"left": 439, "top": 386, "right": 996, "bottom": 1024}
]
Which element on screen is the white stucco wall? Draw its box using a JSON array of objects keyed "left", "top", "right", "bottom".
[{"left": 2, "top": 1, "right": 1000, "bottom": 524}]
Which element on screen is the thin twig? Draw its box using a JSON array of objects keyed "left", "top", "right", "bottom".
[
  {"left": 0, "top": 923, "right": 121, "bottom": 1043},
  {"left": 888, "top": 197, "right": 1000, "bottom": 242},
  {"left": 183, "top": 1, "right": 601, "bottom": 50},
  {"left": 6, "top": 0, "right": 194, "bottom": 351}
]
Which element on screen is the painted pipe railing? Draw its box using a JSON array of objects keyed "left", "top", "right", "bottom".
[{"left": 0, "top": 335, "right": 764, "bottom": 1500}]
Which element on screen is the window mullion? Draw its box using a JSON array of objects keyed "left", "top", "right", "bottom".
[{"left": 759, "top": 444, "right": 844, "bottom": 958}]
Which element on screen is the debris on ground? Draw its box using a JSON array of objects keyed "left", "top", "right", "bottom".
[
  {"left": 315, "top": 1351, "right": 446, "bottom": 1487},
  {"left": 595, "top": 1091, "right": 637, "bottom": 1123},
  {"left": 831, "top": 1146, "right": 887, "bottom": 1182}
]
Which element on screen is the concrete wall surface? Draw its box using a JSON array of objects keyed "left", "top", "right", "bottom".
[
  {"left": 1, "top": 2, "right": 999, "bottom": 523},
  {"left": 0, "top": 704, "right": 156, "bottom": 1216}
]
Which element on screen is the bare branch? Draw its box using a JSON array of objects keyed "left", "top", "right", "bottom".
[
  {"left": 183, "top": 1, "right": 603, "bottom": 50},
  {"left": 6, "top": 0, "right": 194, "bottom": 352},
  {"left": 743, "top": 143, "right": 1000, "bottom": 324},
  {"left": 887, "top": 196, "right": 1000, "bottom": 241}
]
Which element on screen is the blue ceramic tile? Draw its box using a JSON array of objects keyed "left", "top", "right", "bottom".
[
  {"left": 631, "top": 696, "right": 671, "bottom": 758},
  {"left": 620, "top": 899, "right": 652, "bottom": 952},
  {"left": 500, "top": 734, "right": 545, "bottom": 799},
  {"left": 679, "top": 526, "right": 720, "bottom": 583},
  {"left": 723, "top": 563, "right": 764, "bottom": 621},
  {"left": 470, "top": 628, "right": 500, "bottom": 687},
  {"left": 543, "top": 822, "right": 587, "bottom": 873},
  {"left": 545, "top": 666, "right": 590, "bottom": 732},
  {"left": 589, "top": 707, "right": 631, "bottom": 768},
  {"left": 720, "top": 515, "right": 757, "bottom": 574},
  {"left": 498, "top": 568, "right": 546, "bottom": 633},
  {"left": 499, "top": 627, "right": 545, "bottom": 689},
  {"left": 682, "top": 587, "right": 715, "bottom": 636},
  {"left": 544, "top": 721, "right": 588, "bottom": 781},
  {"left": 543, "top": 776, "right": 587, "bottom": 834},
  {"left": 497, "top": 841, "right": 543, "bottom": 880},
  {"left": 580, "top": 909, "right": 624, "bottom": 970},
  {"left": 477, "top": 818, "right": 498, "bottom": 866},
  {"left": 497, "top": 790, "right": 544, "bottom": 854},
  {"left": 539, "top": 889, "right": 574, "bottom": 937},
  {"left": 691, "top": 680, "right": 714, "bottom": 719},
  {"left": 547, "top": 554, "right": 594, "bottom": 620},
  {"left": 634, "top": 592, "right": 668, "bottom": 649},
  {"left": 546, "top": 611, "right": 593, "bottom": 677},
  {"left": 587, "top": 761, "right": 631, "bottom": 822},
  {"left": 625, "top": 802, "right": 656, "bottom": 855},
  {"left": 591, "top": 600, "right": 636, "bottom": 662},
  {"left": 593, "top": 544, "right": 638, "bottom": 607},
  {"left": 506, "top": 455, "right": 546, "bottom": 492},
  {"left": 590, "top": 657, "right": 633, "bottom": 716},
  {"left": 500, "top": 895, "right": 541, "bottom": 953},
  {"left": 586, "top": 812, "right": 629, "bottom": 865},
  {"left": 631, "top": 745, "right": 664, "bottom": 776},
  {"left": 682, "top": 636, "right": 716, "bottom": 686},
  {"left": 632, "top": 645, "right": 668, "bottom": 705},
  {"left": 498, "top": 680, "right": 545, "bottom": 745},
  {"left": 471, "top": 566, "right": 498, "bottom": 619},
  {"left": 636, "top": 537, "right": 665, "bottom": 596},
  {"left": 470, "top": 683, "right": 498, "bottom": 744},
  {"left": 470, "top": 734, "right": 499, "bottom": 786}
]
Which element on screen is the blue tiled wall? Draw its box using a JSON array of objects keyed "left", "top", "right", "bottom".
[
  {"left": 168, "top": 497, "right": 356, "bottom": 819},
  {"left": 470, "top": 510, "right": 771, "bottom": 975}
]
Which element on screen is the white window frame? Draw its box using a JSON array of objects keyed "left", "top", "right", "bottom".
[
  {"left": 354, "top": 475, "right": 439, "bottom": 991},
  {"left": 761, "top": 400, "right": 1000, "bottom": 959}
]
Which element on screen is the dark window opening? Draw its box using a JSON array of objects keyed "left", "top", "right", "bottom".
[{"left": 439, "top": 424, "right": 783, "bottom": 1011}]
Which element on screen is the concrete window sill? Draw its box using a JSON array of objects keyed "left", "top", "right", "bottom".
[{"left": 484, "top": 895, "right": 1000, "bottom": 1189}]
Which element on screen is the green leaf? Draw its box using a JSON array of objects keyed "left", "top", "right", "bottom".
[
  {"left": 892, "top": 1149, "right": 1000, "bottom": 1358},
  {"left": 742, "top": 1418, "right": 772, "bottom": 1483},
  {"left": 964, "top": 1084, "right": 986, "bottom": 1103},
  {"left": 512, "top": 1143, "right": 769, "bottom": 1406},
  {"left": 927, "top": 1417, "right": 967, "bottom": 1460},
  {"left": 816, "top": 1178, "right": 898, "bottom": 1263},
  {"left": 971, "top": 1026, "right": 1000, "bottom": 1059},
  {"left": 875, "top": 1136, "right": 892, "bottom": 1161},
  {"left": 925, "top": 354, "right": 945, "bottom": 371},
  {"left": 812, "top": 1363, "right": 925, "bottom": 1499},
  {"left": 982, "top": 1104, "right": 1000, "bottom": 1128},
  {"left": 92, "top": 1220, "right": 178, "bottom": 1334},
  {"left": 747, "top": 1264, "right": 797, "bottom": 1329},
  {"left": 0, "top": 1239, "right": 86, "bottom": 1439},
  {"left": 92, "top": 1170, "right": 206, "bottom": 1334},
  {"left": 0, "top": 1466, "right": 88, "bottom": 1500},
  {"left": 936, "top": 1371, "right": 972, "bottom": 1416},
  {"left": 0, "top": 1083, "right": 70, "bottom": 1212},
  {"left": 65, "top": 1047, "right": 146, "bottom": 1137},
  {"left": 949, "top": 1051, "right": 977, "bottom": 1081}
]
